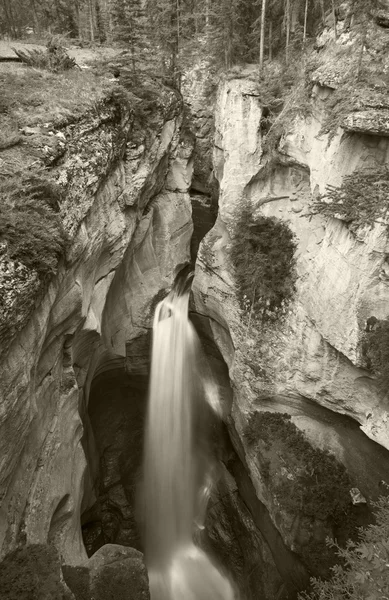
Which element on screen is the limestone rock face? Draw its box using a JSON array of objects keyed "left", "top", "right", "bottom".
[
  {"left": 193, "top": 76, "right": 389, "bottom": 585},
  {"left": 0, "top": 84, "right": 192, "bottom": 568},
  {"left": 343, "top": 110, "right": 389, "bottom": 136},
  {"left": 182, "top": 62, "right": 215, "bottom": 194}
]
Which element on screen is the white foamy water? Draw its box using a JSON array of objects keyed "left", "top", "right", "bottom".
[{"left": 141, "top": 281, "right": 235, "bottom": 600}]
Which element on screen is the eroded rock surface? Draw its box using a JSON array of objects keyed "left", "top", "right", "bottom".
[
  {"left": 193, "top": 74, "right": 389, "bottom": 589},
  {"left": 0, "top": 79, "right": 192, "bottom": 570}
]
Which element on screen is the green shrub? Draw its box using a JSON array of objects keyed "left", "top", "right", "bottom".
[
  {"left": 312, "top": 165, "right": 389, "bottom": 232},
  {"left": 299, "top": 494, "right": 389, "bottom": 600},
  {"left": 245, "top": 412, "right": 357, "bottom": 574},
  {"left": 230, "top": 206, "right": 297, "bottom": 322},
  {"left": 0, "top": 173, "right": 67, "bottom": 276},
  {"left": 247, "top": 412, "right": 352, "bottom": 521}
]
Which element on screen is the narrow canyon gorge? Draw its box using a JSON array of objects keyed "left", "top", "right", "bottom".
[{"left": 1, "top": 24, "right": 389, "bottom": 600}]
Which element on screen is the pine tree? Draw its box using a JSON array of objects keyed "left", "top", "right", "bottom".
[
  {"left": 144, "top": 0, "right": 181, "bottom": 84},
  {"left": 112, "top": 0, "right": 149, "bottom": 75}
]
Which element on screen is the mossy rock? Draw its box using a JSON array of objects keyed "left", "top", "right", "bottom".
[{"left": 0, "top": 544, "right": 73, "bottom": 600}]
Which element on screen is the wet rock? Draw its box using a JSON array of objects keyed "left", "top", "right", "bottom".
[
  {"left": 88, "top": 545, "right": 149, "bottom": 600},
  {"left": 63, "top": 545, "right": 149, "bottom": 600}
]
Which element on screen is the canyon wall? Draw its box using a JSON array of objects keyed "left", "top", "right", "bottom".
[
  {"left": 192, "top": 69, "right": 389, "bottom": 593},
  {"left": 0, "top": 81, "right": 193, "bottom": 573}
]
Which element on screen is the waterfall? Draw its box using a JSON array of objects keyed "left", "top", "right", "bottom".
[{"left": 141, "top": 273, "right": 235, "bottom": 600}]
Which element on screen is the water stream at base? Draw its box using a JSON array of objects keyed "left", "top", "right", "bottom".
[{"left": 141, "top": 273, "right": 235, "bottom": 600}]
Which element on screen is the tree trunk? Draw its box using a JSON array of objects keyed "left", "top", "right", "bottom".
[
  {"left": 303, "top": 0, "right": 308, "bottom": 43},
  {"left": 331, "top": 0, "right": 337, "bottom": 39},
  {"left": 2, "top": 0, "right": 15, "bottom": 37},
  {"left": 170, "top": 0, "right": 179, "bottom": 87},
  {"left": 269, "top": 20, "right": 272, "bottom": 61},
  {"left": 285, "top": 0, "right": 290, "bottom": 63},
  {"left": 357, "top": 27, "right": 367, "bottom": 80},
  {"left": 30, "top": 0, "right": 41, "bottom": 35},
  {"left": 89, "top": 0, "right": 95, "bottom": 42},
  {"left": 319, "top": 0, "right": 325, "bottom": 24},
  {"left": 291, "top": 0, "right": 300, "bottom": 33},
  {"left": 259, "top": 0, "right": 267, "bottom": 71}
]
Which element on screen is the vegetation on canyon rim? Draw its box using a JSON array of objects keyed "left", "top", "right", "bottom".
[
  {"left": 230, "top": 206, "right": 297, "bottom": 323},
  {"left": 12, "top": 37, "right": 77, "bottom": 72}
]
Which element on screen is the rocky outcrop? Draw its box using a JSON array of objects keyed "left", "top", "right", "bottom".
[
  {"left": 192, "top": 74, "right": 389, "bottom": 591},
  {"left": 0, "top": 78, "right": 193, "bottom": 570},
  {"left": 343, "top": 109, "right": 389, "bottom": 136},
  {"left": 0, "top": 544, "right": 75, "bottom": 600},
  {"left": 182, "top": 61, "right": 215, "bottom": 195},
  {"left": 63, "top": 544, "right": 149, "bottom": 600}
]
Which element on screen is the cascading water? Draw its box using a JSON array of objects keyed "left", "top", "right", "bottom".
[{"left": 141, "top": 271, "right": 235, "bottom": 600}]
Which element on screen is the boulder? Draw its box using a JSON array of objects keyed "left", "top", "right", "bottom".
[{"left": 88, "top": 545, "right": 149, "bottom": 600}]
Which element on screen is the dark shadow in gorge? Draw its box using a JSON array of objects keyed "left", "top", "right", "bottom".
[
  {"left": 80, "top": 306, "right": 312, "bottom": 600},
  {"left": 190, "top": 311, "right": 307, "bottom": 599},
  {"left": 81, "top": 368, "right": 148, "bottom": 556}
]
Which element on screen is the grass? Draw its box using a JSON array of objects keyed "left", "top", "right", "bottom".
[
  {"left": 0, "top": 172, "right": 67, "bottom": 276},
  {"left": 0, "top": 64, "right": 112, "bottom": 129}
]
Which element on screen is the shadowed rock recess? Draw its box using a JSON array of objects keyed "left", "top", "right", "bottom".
[{"left": 1, "top": 56, "right": 389, "bottom": 600}]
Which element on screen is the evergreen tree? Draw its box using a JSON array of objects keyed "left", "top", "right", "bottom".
[
  {"left": 145, "top": 0, "right": 181, "bottom": 84},
  {"left": 112, "top": 0, "right": 149, "bottom": 75}
]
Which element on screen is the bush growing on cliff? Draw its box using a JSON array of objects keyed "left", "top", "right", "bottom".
[
  {"left": 299, "top": 493, "right": 389, "bottom": 600},
  {"left": 230, "top": 205, "right": 297, "bottom": 322},
  {"left": 245, "top": 411, "right": 358, "bottom": 575},
  {"left": 258, "top": 56, "right": 316, "bottom": 164},
  {"left": 312, "top": 165, "right": 389, "bottom": 232},
  {"left": 361, "top": 318, "right": 389, "bottom": 393},
  {"left": 246, "top": 412, "right": 353, "bottom": 524},
  {"left": 0, "top": 173, "right": 67, "bottom": 276}
]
